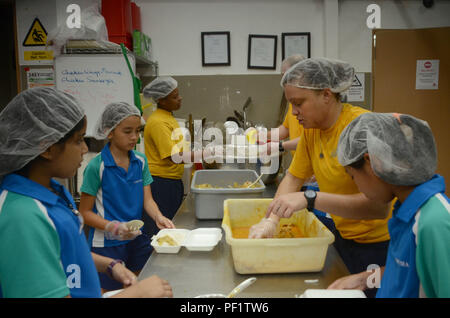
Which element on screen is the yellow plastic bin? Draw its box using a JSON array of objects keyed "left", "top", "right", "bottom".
[{"left": 222, "top": 199, "right": 335, "bottom": 274}]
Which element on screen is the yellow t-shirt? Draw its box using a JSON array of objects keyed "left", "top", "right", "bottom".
[
  {"left": 289, "top": 103, "right": 391, "bottom": 243},
  {"left": 144, "top": 108, "right": 185, "bottom": 179},
  {"left": 282, "top": 103, "right": 304, "bottom": 155}
]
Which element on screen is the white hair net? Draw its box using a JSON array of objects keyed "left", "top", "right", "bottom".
[
  {"left": 93, "top": 102, "right": 141, "bottom": 140},
  {"left": 281, "top": 57, "right": 354, "bottom": 93},
  {"left": 0, "top": 87, "right": 85, "bottom": 177},
  {"left": 142, "top": 77, "right": 178, "bottom": 102},
  {"left": 337, "top": 112, "right": 437, "bottom": 186}
]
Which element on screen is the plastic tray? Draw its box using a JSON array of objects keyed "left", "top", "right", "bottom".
[
  {"left": 191, "top": 169, "right": 265, "bottom": 219},
  {"left": 151, "top": 228, "right": 222, "bottom": 253},
  {"left": 222, "top": 199, "right": 335, "bottom": 274}
]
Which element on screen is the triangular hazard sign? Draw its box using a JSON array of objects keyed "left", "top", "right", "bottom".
[
  {"left": 23, "top": 18, "right": 47, "bottom": 47},
  {"left": 352, "top": 74, "right": 362, "bottom": 87}
]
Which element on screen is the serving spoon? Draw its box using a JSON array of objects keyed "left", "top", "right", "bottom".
[{"left": 226, "top": 277, "right": 257, "bottom": 298}]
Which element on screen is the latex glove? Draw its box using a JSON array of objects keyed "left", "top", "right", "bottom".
[
  {"left": 248, "top": 218, "right": 278, "bottom": 239},
  {"left": 105, "top": 221, "right": 141, "bottom": 241}
]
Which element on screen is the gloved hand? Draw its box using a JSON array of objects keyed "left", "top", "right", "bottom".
[
  {"left": 248, "top": 218, "right": 278, "bottom": 239},
  {"left": 105, "top": 221, "right": 141, "bottom": 241}
]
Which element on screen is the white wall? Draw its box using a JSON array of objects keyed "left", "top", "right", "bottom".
[
  {"left": 339, "top": 0, "right": 450, "bottom": 72},
  {"left": 135, "top": 0, "right": 325, "bottom": 75},
  {"left": 135, "top": 0, "right": 450, "bottom": 74}
]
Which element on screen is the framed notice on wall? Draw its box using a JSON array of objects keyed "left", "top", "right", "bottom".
[
  {"left": 201, "top": 31, "right": 231, "bottom": 66},
  {"left": 247, "top": 34, "right": 277, "bottom": 70},
  {"left": 281, "top": 32, "right": 311, "bottom": 60}
]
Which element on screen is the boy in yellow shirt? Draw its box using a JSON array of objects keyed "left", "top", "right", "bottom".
[
  {"left": 250, "top": 58, "right": 392, "bottom": 297},
  {"left": 141, "top": 77, "right": 185, "bottom": 237}
]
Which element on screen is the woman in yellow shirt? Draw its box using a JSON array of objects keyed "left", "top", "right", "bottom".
[
  {"left": 264, "top": 55, "right": 306, "bottom": 155},
  {"left": 250, "top": 58, "right": 392, "bottom": 296}
]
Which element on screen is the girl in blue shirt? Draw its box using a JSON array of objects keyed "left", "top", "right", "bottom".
[
  {"left": 79, "top": 102, "right": 175, "bottom": 291},
  {"left": 329, "top": 112, "right": 450, "bottom": 298},
  {"left": 0, "top": 87, "right": 172, "bottom": 298}
]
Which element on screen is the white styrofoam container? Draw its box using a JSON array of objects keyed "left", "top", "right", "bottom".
[
  {"left": 222, "top": 199, "right": 335, "bottom": 274},
  {"left": 191, "top": 169, "right": 265, "bottom": 219},
  {"left": 151, "top": 228, "right": 222, "bottom": 253},
  {"left": 300, "top": 289, "right": 366, "bottom": 298}
]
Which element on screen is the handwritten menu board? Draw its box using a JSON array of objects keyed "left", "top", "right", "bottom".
[{"left": 55, "top": 54, "right": 135, "bottom": 137}]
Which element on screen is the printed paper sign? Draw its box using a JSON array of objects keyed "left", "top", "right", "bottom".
[
  {"left": 416, "top": 60, "right": 439, "bottom": 90},
  {"left": 26, "top": 68, "right": 55, "bottom": 88},
  {"left": 347, "top": 73, "right": 365, "bottom": 102}
]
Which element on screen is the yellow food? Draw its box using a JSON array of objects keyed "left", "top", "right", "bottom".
[
  {"left": 232, "top": 224, "right": 304, "bottom": 239},
  {"left": 195, "top": 181, "right": 262, "bottom": 189},
  {"left": 157, "top": 235, "right": 178, "bottom": 246}
]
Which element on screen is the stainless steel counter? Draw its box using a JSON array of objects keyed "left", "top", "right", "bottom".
[{"left": 138, "top": 184, "right": 349, "bottom": 298}]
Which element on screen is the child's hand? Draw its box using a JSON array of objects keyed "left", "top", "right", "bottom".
[
  {"left": 132, "top": 275, "right": 173, "bottom": 298},
  {"left": 111, "top": 262, "right": 137, "bottom": 287},
  {"left": 155, "top": 214, "right": 175, "bottom": 230},
  {"left": 105, "top": 221, "right": 141, "bottom": 241}
]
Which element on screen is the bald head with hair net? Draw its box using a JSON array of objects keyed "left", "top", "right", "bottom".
[
  {"left": 281, "top": 57, "right": 354, "bottom": 93},
  {"left": 93, "top": 102, "right": 141, "bottom": 140},
  {"left": 337, "top": 112, "right": 437, "bottom": 186},
  {"left": 143, "top": 76, "right": 178, "bottom": 102},
  {"left": 0, "top": 87, "right": 85, "bottom": 178}
]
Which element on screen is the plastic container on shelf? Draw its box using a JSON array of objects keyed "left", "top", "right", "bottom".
[
  {"left": 222, "top": 199, "right": 335, "bottom": 274},
  {"left": 131, "top": 2, "right": 141, "bottom": 32},
  {"left": 190, "top": 169, "right": 265, "bottom": 219},
  {"left": 101, "top": 0, "right": 133, "bottom": 49}
]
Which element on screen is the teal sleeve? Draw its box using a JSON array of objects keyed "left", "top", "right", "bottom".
[
  {"left": 135, "top": 151, "right": 153, "bottom": 186},
  {"left": 416, "top": 195, "right": 450, "bottom": 298},
  {"left": 142, "top": 158, "right": 153, "bottom": 186},
  {"left": 80, "top": 155, "right": 102, "bottom": 197},
  {"left": 0, "top": 193, "right": 69, "bottom": 298}
]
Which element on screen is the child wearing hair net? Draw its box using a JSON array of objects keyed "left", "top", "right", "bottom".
[
  {"left": 250, "top": 58, "right": 393, "bottom": 297},
  {"left": 0, "top": 87, "right": 172, "bottom": 298},
  {"left": 329, "top": 112, "right": 450, "bottom": 298},
  {"left": 79, "top": 101, "right": 175, "bottom": 292},
  {"left": 140, "top": 77, "right": 187, "bottom": 237}
]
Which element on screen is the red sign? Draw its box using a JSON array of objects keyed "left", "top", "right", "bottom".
[{"left": 424, "top": 61, "right": 432, "bottom": 69}]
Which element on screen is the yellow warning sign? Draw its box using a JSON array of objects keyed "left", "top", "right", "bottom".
[
  {"left": 24, "top": 50, "right": 53, "bottom": 61},
  {"left": 23, "top": 18, "right": 47, "bottom": 47}
]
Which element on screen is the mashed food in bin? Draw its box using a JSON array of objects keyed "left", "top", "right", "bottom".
[
  {"left": 232, "top": 224, "right": 304, "bottom": 239},
  {"left": 195, "top": 181, "right": 262, "bottom": 189}
]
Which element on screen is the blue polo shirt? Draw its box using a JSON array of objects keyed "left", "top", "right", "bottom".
[
  {"left": 0, "top": 174, "right": 101, "bottom": 298},
  {"left": 377, "top": 174, "right": 450, "bottom": 298},
  {"left": 81, "top": 143, "right": 153, "bottom": 248}
]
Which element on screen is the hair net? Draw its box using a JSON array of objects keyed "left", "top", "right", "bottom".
[
  {"left": 281, "top": 57, "right": 354, "bottom": 93},
  {"left": 337, "top": 112, "right": 437, "bottom": 186},
  {"left": 93, "top": 102, "right": 141, "bottom": 140},
  {"left": 142, "top": 76, "right": 178, "bottom": 102},
  {"left": 0, "top": 87, "right": 85, "bottom": 177}
]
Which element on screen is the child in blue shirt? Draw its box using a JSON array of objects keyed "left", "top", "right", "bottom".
[
  {"left": 330, "top": 112, "right": 450, "bottom": 298},
  {"left": 0, "top": 87, "right": 172, "bottom": 298},
  {"left": 79, "top": 102, "right": 174, "bottom": 291}
]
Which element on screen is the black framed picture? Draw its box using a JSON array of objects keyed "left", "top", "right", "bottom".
[
  {"left": 247, "top": 34, "right": 277, "bottom": 70},
  {"left": 281, "top": 32, "right": 311, "bottom": 60},
  {"left": 201, "top": 31, "right": 231, "bottom": 66}
]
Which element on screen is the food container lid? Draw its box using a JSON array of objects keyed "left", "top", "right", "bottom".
[{"left": 151, "top": 228, "right": 222, "bottom": 253}]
